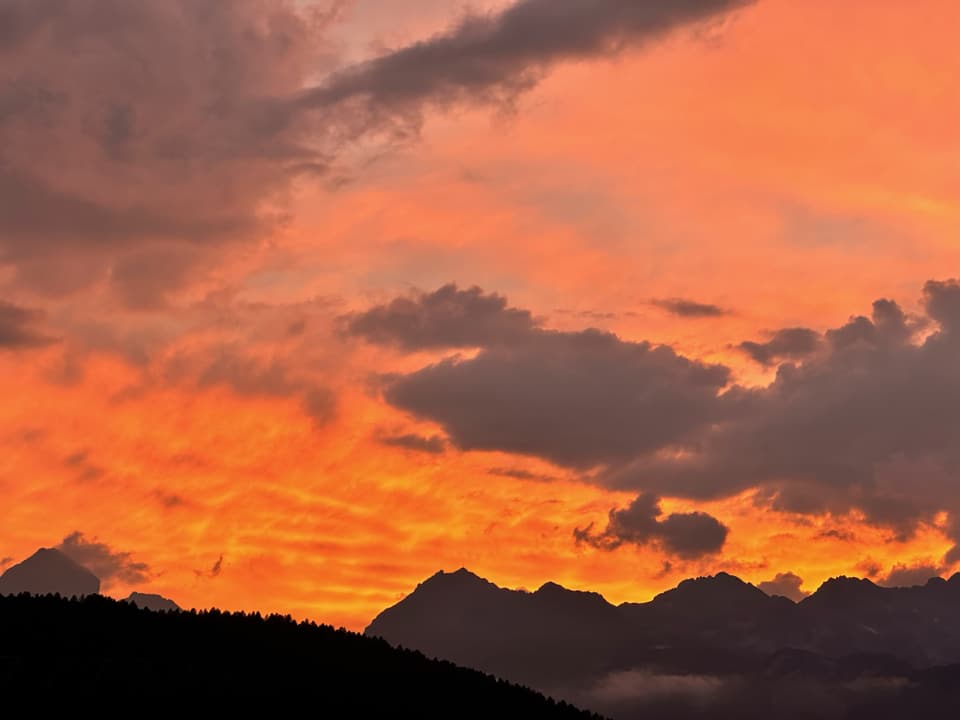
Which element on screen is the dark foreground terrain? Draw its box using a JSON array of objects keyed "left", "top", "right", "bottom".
[{"left": 0, "top": 593, "right": 600, "bottom": 718}]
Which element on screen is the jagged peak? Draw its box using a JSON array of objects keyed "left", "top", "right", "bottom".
[
  {"left": 417, "top": 568, "right": 498, "bottom": 592},
  {"left": 801, "top": 575, "right": 882, "bottom": 607},
  {"left": 533, "top": 581, "right": 609, "bottom": 603},
  {"left": 655, "top": 571, "right": 755, "bottom": 597},
  {"left": 815, "top": 575, "right": 880, "bottom": 592}
]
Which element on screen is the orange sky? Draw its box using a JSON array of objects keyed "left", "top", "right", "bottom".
[{"left": 1, "top": 0, "right": 959, "bottom": 630}]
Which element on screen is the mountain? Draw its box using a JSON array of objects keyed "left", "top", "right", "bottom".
[
  {"left": 366, "top": 569, "right": 960, "bottom": 718},
  {"left": 0, "top": 592, "right": 601, "bottom": 718},
  {"left": 125, "top": 591, "right": 180, "bottom": 612},
  {"left": 0, "top": 548, "right": 100, "bottom": 597},
  {"left": 366, "top": 568, "right": 627, "bottom": 687}
]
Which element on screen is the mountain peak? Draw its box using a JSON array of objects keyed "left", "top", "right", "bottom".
[
  {"left": 0, "top": 548, "right": 100, "bottom": 598},
  {"left": 802, "top": 575, "right": 881, "bottom": 609},
  {"left": 646, "top": 572, "right": 775, "bottom": 616},
  {"left": 125, "top": 592, "right": 180, "bottom": 612},
  {"left": 655, "top": 571, "right": 755, "bottom": 599},
  {"left": 420, "top": 568, "right": 494, "bottom": 591}
]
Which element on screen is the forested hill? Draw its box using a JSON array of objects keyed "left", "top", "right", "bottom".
[{"left": 0, "top": 593, "right": 601, "bottom": 718}]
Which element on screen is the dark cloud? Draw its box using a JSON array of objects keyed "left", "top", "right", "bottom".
[
  {"left": 0, "top": 299, "right": 55, "bottom": 348},
  {"left": 384, "top": 326, "right": 729, "bottom": 469},
  {"left": 488, "top": 467, "right": 545, "bottom": 481},
  {"left": 380, "top": 433, "right": 447, "bottom": 454},
  {"left": 738, "top": 327, "right": 821, "bottom": 366},
  {"left": 757, "top": 572, "right": 809, "bottom": 602},
  {"left": 0, "top": 556, "right": 12, "bottom": 570},
  {"left": 0, "top": 0, "right": 753, "bottom": 302},
  {"left": 879, "top": 563, "right": 944, "bottom": 588},
  {"left": 195, "top": 554, "right": 224, "bottom": 580},
  {"left": 302, "top": 0, "right": 751, "bottom": 114},
  {"left": 652, "top": 298, "right": 730, "bottom": 318},
  {"left": 924, "top": 279, "right": 960, "bottom": 333},
  {"left": 0, "top": 0, "right": 334, "bottom": 296},
  {"left": 575, "top": 493, "right": 728, "bottom": 559},
  {"left": 608, "top": 281, "right": 960, "bottom": 556},
  {"left": 108, "top": 247, "right": 202, "bottom": 311},
  {"left": 56, "top": 531, "right": 149, "bottom": 588},
  {"left": 375, "top": 279, "right": 960, "bottom": 560},
  {"left": 344, "top": 284, "right": 537, "bottom": 350}
]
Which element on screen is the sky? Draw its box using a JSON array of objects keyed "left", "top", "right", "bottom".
[{"left": 0, "top": 0, "right": 958, "bottom": 629}]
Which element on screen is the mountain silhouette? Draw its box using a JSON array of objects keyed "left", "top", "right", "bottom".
[
  {"left": 0, "top": 548, "right": 99, "bottom": 597},
  {"left": 366, "top": 569, "right": 960, "bottom": 717},
  {"left": 367, "top": 568, "right": 626, "bottom": 687},
  {"left": 125, "top": 591, "right": 180, "bottom": 612},
  {"left": 0, "top": 592, "right": 600, "bottom": 718}
]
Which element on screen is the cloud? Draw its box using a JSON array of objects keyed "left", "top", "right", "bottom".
[
  {"left": 0, "top": 0, "right": 755, "bottom": 304},
  {"left": 63, "top": 449, "right": 105, "bottom": 484},
  {"left": 195, "top": 554, "right": 224, "bottom": 579},
  {"left": 758, "top": 572, "right": 809, "bottom": 601},
  {"left": 575, "top": 493, "right": 728, "bottom": 559},
  {"left": 879, "top": 563, "right": 944, "bottom": 588},
  {"left": 0, "top": 300, "right": 55, "bottom": 348},
  {"left": 608, "top": 281, "right": 960, "bottom": 553},
  {"left": 374, "top": 279, "right": 960, "bottom": 560},
  {"left": 0, "top": 0, "right": 334, "bottom": 298},
  {"left": 343, "top": 284, "right": 537, "bottom": 350},
  {"left": 652, "top": 298, "right": 730, "bottom": 318},
  {"left": 164, "top": 345, "right": 337, "bottom": 426},
  {"left": 380, "top": 433, "right": 447, "bottom": 454},
  {"left": 738, "top": 327, "right": 821, "bottom": 366},
  {"left": 108, "top": 247, "right": 201, "bottom": 311},
  {"left": 56, "top": 531, "right": 150, "bottom": 587},
  {"left": 302, "top": 0, "right": 751, "bottom": 114},
  {"left": 384, "top": 324, "right": 729, "bottom": 469}
]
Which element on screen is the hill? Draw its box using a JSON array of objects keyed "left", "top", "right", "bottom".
[{"left": 0, "top": 592, "right": 601, "bottom": 717}]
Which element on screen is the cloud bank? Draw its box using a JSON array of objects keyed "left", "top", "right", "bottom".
[{"left": 362, "top": 279, "right": 960, "bottom": 561}]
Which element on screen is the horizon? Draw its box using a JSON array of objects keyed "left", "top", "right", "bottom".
[
  {"left": 3, "top": 547, "right": 955, "bottom": 620},
  {"left": 2, "top": 0, "right": 959, "bottom": 634}
]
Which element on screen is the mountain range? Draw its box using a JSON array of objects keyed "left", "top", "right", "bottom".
[{"left": 366, "top": 568, "right": 960, "bottom": 718}]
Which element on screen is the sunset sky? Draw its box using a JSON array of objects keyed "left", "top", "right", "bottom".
[{"left": 1, "top": 0, "right": 959, "bottom": 630}]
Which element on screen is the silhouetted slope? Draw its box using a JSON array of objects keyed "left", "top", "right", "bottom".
[
  {"left": 0, "top": 593, "right": 601, "bottom": 717},
  {"left": 124, "top": 592, "right": 180, "bottom": 612},
  {"left": 0, "top": 548, "right": 99, "bottom": 597}
]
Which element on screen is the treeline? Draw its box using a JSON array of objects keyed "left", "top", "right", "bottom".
[{"left": 0, "top": 593, "right": 603, "bottom": 717}]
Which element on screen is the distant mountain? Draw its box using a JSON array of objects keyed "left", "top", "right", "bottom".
[
  {"left": 125, "top": 592, "right": 180, "bottom": 612},
  {"left": 367, "top": 568, "right": 626, "bottom": 687},
  {"left": 0, "top": 548, "right": 99, "bottom": 597},
  {"left": 0, "top": 593, "right": 600, "bottom": 718},
  {"left": 366, "top": 569, "right": 960, "bottom": 717}
]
